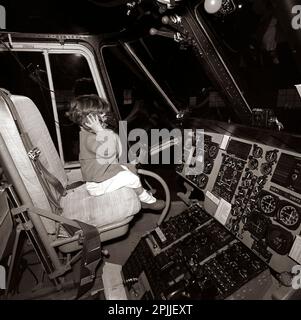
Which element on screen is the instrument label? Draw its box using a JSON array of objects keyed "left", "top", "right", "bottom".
[
  {"left": 155, "top": 227, "right": 167, "bottom": 243},
  {"left": 289, "top": 235, "right": 301, "bottom": 265},
  {"left": 270, "top": 186, "right": 301, "bottom": 206},
  {"left": 206, "top": 190, "right": 220, "bottom": 205},
  {"left": 220, "top": 135, "right": 230, "bottom": 150},
  {"left": 215, "top": 198, "right": 232, "bottom": 226}
]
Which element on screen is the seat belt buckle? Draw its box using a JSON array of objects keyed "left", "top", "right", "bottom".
[{"left": 28, "top": 147, "right": 41, "bottom": 161}]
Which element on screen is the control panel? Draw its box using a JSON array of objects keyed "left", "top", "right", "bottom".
[
  {"left": 122, "top": 205, "right": 267, "bottom": 300},
  {"left": 176, "top": 132, "right": 301, "bottom": 273}
]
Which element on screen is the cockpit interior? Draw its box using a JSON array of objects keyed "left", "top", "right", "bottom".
[{"left": 1, "top": 0, "right": 301, "bottom": 301}]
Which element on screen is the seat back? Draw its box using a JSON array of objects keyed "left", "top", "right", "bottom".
[{"left": 0, "top": 94, "right": 67, "bottom": 232}]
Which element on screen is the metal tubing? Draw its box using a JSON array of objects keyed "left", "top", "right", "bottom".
[
  {"left": 123, "top": 42, "right": 180, "bottom": 114},
  {"left": 0, "top": 133, "right": 63, "bottom": 271}
]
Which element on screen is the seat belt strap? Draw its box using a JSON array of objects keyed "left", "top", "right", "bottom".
[
  {"left": 26, "top": 141, "right": 66, "bottom": 197},
  {"left": 74, "top": 220, "right": 102, "bottom": 298}
]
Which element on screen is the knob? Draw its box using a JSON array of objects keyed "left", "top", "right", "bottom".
[
  {"left": 257, "top": 176, "right": 266, "bottom": 185},
  {"left": 238, "top": 190, "right": 245, "bottom": 197},
  {"left": 292, "top": 173, "right": 298, "bottom": 181},
  {"left": 232, "top": 222, "right": 239, "bottom": 233},
  {"left": 102, "top": 249, "right": 110, "bottom": 257},
  {"left": 239, "top": 269, "right": 248, "bottom": 279},
  {"left": 241, "top": 215, "right": 248, "bottom": 224},
  {"left": 245, "top": 171, "right": 253, "bottom": 180},
  {"left": 232, "top": 207, "right": 240, "bottom": 217}
]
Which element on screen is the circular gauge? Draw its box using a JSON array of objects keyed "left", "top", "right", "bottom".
[
  {"left": 248, "top": 158, "right": 259, "bottom": 170},
  {"left": 265, "top": 150, "right": 278, "bottom": 163},
  {"left": 277, "top": 204, "right": 301, "bottom": 230},
  {"left": 197, "top": 174, "right": 208, "bottom": 189},
  {"left": 260, "top": 162, "right": 273, "bottom": 176},
  {"left": 259, "top": 194, "right": 277, "bottom": 216},
  {"left": 252, "top": 145, "right": 263, "bottom": 159},
  {"left": 208, "top": 144, "right": 219, "bottom": 159},
  {"left": 204, "top": 159, "right": 213, "bottom": 174},
  {"left": 245, "top": 212, "right": 270, "bottom": 239},
  {"left": 267, "top": 225, "right": 294, "bottom": 255}
]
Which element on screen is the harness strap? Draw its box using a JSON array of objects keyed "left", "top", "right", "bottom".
[{"left": 74, "top": 220, "right": 102, "bottom": 298}]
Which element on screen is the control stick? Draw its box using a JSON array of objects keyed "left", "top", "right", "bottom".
[{"left": 149, "top": 28, "right": 175, "bottom": 39}]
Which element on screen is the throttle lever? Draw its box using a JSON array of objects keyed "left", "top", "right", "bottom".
[
  {"left": 149, "top": 28, "right": 175, "bottom": 39},
  {"left": 149, "top": 28, "right": 184, "bottom": 42}
]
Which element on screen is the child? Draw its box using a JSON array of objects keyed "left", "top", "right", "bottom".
[{"left": 67, "top": 94, "right": 165, "bottom": 210}]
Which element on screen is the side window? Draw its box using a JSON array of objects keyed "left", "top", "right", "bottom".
[
  {"left": 49, "top": 53, "right": 97, "bottom": 163},
  {"left": 0, "top": 51, "right": 58, "bottom": 148},
  {"left": 0, "top": 49, "right": 102, "bottom": 164}
]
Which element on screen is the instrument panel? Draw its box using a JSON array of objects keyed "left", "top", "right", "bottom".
[
  {"left": 123, "top": 205, "right": 267, "bottom": 300},
  {"left": 176, "top": 132, "right": 301, "bottom": 273}
]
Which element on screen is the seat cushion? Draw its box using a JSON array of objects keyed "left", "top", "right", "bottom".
[{"left": 61, "top": 185, "right": 141, "bottom": 227}]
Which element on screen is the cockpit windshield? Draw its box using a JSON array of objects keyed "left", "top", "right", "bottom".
[{"left": 196, "top": 0, "right": 301, "bottom": 135}]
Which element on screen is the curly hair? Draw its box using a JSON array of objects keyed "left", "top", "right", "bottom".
[{"left": 67, "top": 94, "right": 117, "bottom": 131}]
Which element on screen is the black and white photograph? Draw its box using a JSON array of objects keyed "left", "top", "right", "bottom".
[{"left": 0, "top": 0, "right": 301, "bottom": 306}]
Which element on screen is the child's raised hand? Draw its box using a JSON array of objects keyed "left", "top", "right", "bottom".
[{"left": 85, "top": 114, "right": 105, "bottom": 133}]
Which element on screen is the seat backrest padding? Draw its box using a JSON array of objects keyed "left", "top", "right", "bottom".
[{"left": 0, "top": 94, "right": 68, "bottom": 233}]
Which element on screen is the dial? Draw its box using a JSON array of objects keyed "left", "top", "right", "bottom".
[
  {"left": 248, "top": 158, "right": 259, "bottom": 170},
  {"left": 204, "top": 159, "right": 213, "bottom": 174},
  {"left": 208, "top": 144, "right": 219, "bottom": 159},
  {"left": 246, "top": 212, "right": 270, "bottom": 239},
  {"left": 267, "top": 225, "right": 294, "bottom": 255},
  {"left": 252, "top": 145, "right": 263, "bottom": 159},
  {"left": 260, "top": 162, "right": 273, "bottom": 176},
  {"left": 277, "top": 204, "right": 301, "bottom": 230},
  {"left": 259, "top": 194, "right": 277, "bottom": 216},
  {"left": 265, "top": 150, "right": 278, "bottom": 163},
  {"left": 197, "top": 174, "right": 209, "bottom": 189}
]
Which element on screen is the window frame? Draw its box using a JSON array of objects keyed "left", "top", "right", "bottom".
[{"left": 0, "top": 42, "right": 107, "bottom": 168}]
